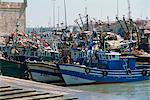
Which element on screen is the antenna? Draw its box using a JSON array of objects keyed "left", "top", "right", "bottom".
[
  {"left": 127, "top": 0, "right": 131, "bottom": 19},
  {"left": 107, "top": 16, "right": 109, "bottom": 25},
  {"left": 84, "top": 0, "right": 87, "bottom": 15}
]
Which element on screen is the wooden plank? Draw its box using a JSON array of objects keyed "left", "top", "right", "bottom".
[
  {"left": 64, "top": 96, "right": 78, "bottom": 100},
  {"left": 64, "top": 97, "right": 78, "bottom": 100},
  {"left": 0, "top": 92, "right": 49, "bottom": 99},
  {"left": 0, "top": 86, "right": 10, "bottom": 89},
  {"left": 12, "top": 94, "right": 64, "bottom": 100},
  {"left": 11, "top": 94, "right": 57, "bottom": 100},
  {"left": 0, "top": 90, "right": 36, "bottom": 96},
  {"left": 0, "top": 88, "right": 22, "bottom": 92}
]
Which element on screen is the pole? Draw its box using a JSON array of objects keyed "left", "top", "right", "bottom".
[
  {"left": 116, "top": 0, "right": 119, "bottom": 17},
  {"left": 84, "top": 0, "right": 87, "bottom": 15},
  {"left": 52, "top": 0, "right": 56, "bottom": 28},
  {"left": 57, "top": 6, "right": 60, "bottom": 26},
  {"left": 86, "top": 14, "right": 88, "bottom": 31},
  {"left": 79, "top": 14, "right": 84, "bottom": 27},
  {"left": 64, "top": 0, "right": 67, "bottom": 29},
  {"left": 127, "top": 0, "right": 131, "bottom": 19}
]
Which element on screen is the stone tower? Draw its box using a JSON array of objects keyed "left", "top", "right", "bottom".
[{"left": 0, "top": 1, "right": 26, "bottom": 36}]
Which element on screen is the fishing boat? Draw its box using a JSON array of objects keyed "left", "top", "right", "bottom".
[
  {"left": 0, "top": 52, "right": 29, "bottom": 79},
  {"left": 25, "top": 46, "right": 63, "bottom": 82},
  {"left": 26, "top": 61, "right": 62, "bottom": 82},
  {"left": 59, "top": 51, "right": 150, "bottom": 85},
  {"left": 58, "top": 27, "right": 150, "bottom": 85}
]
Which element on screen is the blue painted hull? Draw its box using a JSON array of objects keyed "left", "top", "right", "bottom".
[{"left": 59, "top": 64, "right": 150, "bottom": 85}]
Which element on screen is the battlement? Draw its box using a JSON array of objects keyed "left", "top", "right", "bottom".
[{"left": 0, "top": 2, "right": 23, "bottom": 9}]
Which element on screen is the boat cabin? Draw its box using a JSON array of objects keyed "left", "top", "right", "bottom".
[
  {"left": 71, "top": 48, "right": 86, "bottom": 63},
  {"left": 97, "top": 51, "right": 120, "bottom": 61},
  {"left": 97, "top": 51, "right": 136, "bottom": 70}
]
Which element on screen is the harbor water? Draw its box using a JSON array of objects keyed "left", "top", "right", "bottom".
[{"left": 70, "top": 80, "right": 150, "bottom": 100}]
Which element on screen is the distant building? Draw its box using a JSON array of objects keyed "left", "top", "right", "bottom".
[{"left": 0, "top": 2, "right": 26, "bottom": 36}]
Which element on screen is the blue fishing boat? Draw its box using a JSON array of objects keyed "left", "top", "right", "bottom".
[
  {"left": 59, "top": 51, "right": 150, "bottom": 85},
  {"left": 58, "top": 28, "right": 150, "bottom": 85}
]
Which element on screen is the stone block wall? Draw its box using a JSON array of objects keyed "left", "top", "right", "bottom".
[{"left": 0, "top": 2, "right": 26, "bottom": 36}]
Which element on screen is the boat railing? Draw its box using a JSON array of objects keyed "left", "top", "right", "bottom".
[
  {"left": 122, "top": 59, "right": 128, "bottom": 70},
  {"left": 122, "top": 59, "right": 132, "bottom": 74},
  {"left": 56, "top": 56, "right": 66, "bottom": 64}
]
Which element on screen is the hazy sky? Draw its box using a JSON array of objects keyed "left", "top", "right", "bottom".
[{"left": 1, "top": 0, "right": 150, "bottom": 27}]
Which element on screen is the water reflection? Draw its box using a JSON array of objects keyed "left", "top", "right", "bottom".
[{"left": 70, "top": 80, "right": 150, "bottom": 100}]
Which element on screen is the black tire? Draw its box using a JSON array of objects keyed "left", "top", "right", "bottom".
[
  {"left": 85, "top": 68, "right": 90, "bottom": 74},
  {"left": 102, "top": 71, "right": 108, "bottom": 76},
  {"left": 24, "top": 70, "right": 32, "bottom": 80},
  {"left": 127, "top": 69, "right": 132, "bottom": 75},
  {"left": 142, "top": 70, "right": 147, "bottom": 76}
]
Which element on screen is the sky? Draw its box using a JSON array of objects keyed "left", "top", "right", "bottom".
[{"left": 1, "top": 0, "right": 150, "bottom": 27}]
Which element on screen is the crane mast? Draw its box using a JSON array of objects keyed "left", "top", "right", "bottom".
[{"left": 127, "top": 0, "right": 131, "bottom": 19}]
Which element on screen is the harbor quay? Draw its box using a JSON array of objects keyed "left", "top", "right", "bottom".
[{"left": 0, "top": 76, "right": 128, "bottom": 100}]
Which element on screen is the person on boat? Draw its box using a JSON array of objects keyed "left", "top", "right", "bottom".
[
  {"left": 66, "top": 55, "right": 71, "bottom": 64},
  {"left": 73, "top": 52, "right": 78, "bottom": 62}
]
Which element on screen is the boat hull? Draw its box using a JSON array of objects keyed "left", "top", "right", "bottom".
[
  {"left": 0, "top": 59, "right": 28, "bottom": 79},
  {"left": 26, "top": 62, "right": 62, "bottom": 82},
  {"left": 136, "top": 56, "right": 150, "bottom": 63},
  {"left": 59, "top": 64, "right": 150, "bottom": 85}
]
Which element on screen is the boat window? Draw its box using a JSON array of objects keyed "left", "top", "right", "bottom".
[
  {"left": 26, "top": 51, "right": 28, "bottom": 56},
  {"left": 50, "top": 52, "right": 52, "bottom": 56},
  {"left": 79, "top": 53, "right": 82, "bottom": 57},
  {"left": 37, "top": 52, "right": 40, "bottom": 56},
  {"left": 109, "top": 55, "right": 111, "bottom": 59},
  {"left": 112, "top": 55, "right": 115, "bottom": 58},
  {"left": 81, "top": 52, "right": 84, "bottom": 57},
  {"left": 99, "top": 55, "right": 101, "bottom": 59},
  {"left": 74, "top": 52, "right": 76, "bottom": 56},
  {"left": 35, "top": 52, "right": 38, "bottom": 56},
  {"left": 45, "top": 51, "right": 46, "bottom": 56},
  {"left": 42, "top": 52, "right": 44, "bottom": 56},
  {"left": 31, "top": 52, "right": 34, "bottom": 56},
  {"left": 106, "top": 55, "right": 108, "bottom": 59},
  {"left": 103, "top": 55, "right": 105, "bottom": 59}
]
